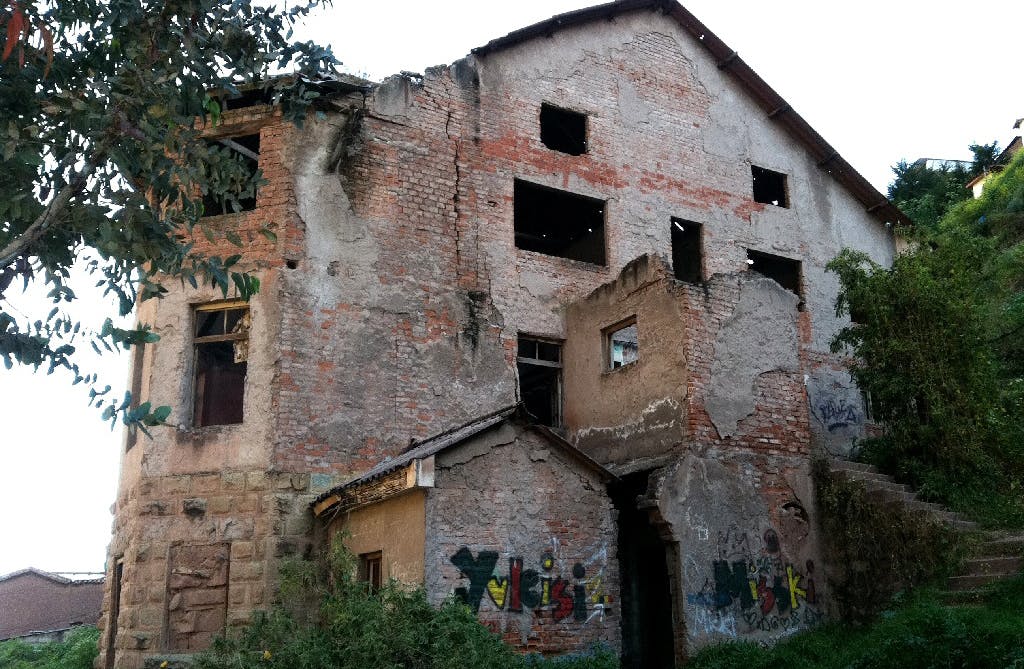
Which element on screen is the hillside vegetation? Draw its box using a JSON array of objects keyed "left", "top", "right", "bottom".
[{"left": 829, "top": 150, "right": 1024, "bottom": 528}]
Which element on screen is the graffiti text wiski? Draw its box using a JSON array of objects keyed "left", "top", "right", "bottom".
[{"left": 450, "top": 547, "right": 611, "bottom": 621}]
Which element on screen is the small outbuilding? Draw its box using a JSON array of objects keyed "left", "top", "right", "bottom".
[{"left": 312, "top": 406, "right": 621, "bottom": 655}]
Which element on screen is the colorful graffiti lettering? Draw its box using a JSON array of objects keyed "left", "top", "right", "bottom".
[
  {"left": 686, "top": 527, "right": 822, "bottom": 640},
  {"left": 450, "top": 546, "right": 611, "bottom": 623}
]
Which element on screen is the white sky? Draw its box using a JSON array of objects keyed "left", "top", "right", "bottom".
[{"left": 0, "top": 0, "right": 1021, "bottom": 576}]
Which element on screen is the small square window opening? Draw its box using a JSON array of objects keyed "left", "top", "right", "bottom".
[
  {"left": 607, "top": 320, "right": 639, "bottom": 370},
  {"left": 540, "top": 103, "right": 587, "bottom": 156},
  {"left": 193, "top": 302, "right": 250, "bottom": 427},
  {"left": 203, "top": 133, "right": 260, "bottom": 216},
  {"left": 671, "top": 218, "right": 703, "bottom": 284},
  {"left": 514, "top": 180, "right": 606, "bottom": 265},
  {"left": 751, "top": 165, "right": 789, "bottom": 208},
  {"left": 517, "top": 335, "right": 562, "bottom": 427}
]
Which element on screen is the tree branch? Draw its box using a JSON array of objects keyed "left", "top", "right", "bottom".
[{"left": 0, "top": 153, "right": 97, "bottom": 270}]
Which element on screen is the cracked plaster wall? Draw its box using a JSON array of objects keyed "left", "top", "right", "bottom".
[
  {"left": 656, "top": 453, "right": 825, "bottom": 649},
  {"left": 425, "top": 424, "right": 620, "bottom": 654}
]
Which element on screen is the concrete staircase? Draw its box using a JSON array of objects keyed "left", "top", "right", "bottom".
[{"left": 827, "top": 458, "right": 1024, "bottom": 599}]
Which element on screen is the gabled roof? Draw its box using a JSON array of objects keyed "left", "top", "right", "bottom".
[
  {"left": 0, "top": 568, "right": 103, "bottom": 586},
  {"left": 311, "top": 405, "right": 615, "bottom": 515},
  {"left": 472, "top": 0, "right": 909, "bottom": 227}
]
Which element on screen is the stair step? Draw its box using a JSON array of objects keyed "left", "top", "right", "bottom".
[
  {"left": 841, "top": 470, "right": 897, "bottom": 484},
  {"left": 828, "top": 459, "right": 880, "bottom": 474},
  {"left": 979, "top": 535, "right": 1024, "bottom": 557},
  {"left": 866, "top": 488, "right": 918, "bottom": 503},
  {"left": 947, "top": 572, "right": 1019, "bottom": 590},
  {"left": 958, "top": 556, "right": 1024, "bottom": 577}
]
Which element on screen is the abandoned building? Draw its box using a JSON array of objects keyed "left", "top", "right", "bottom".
[{"left": 99, "top": 1, "right": 907, "bottom": 666}]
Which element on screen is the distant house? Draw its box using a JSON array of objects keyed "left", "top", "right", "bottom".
[
  {"left": 0, "top": 568, "right": 104, "bottom": 643},
  {"left": 967, "top": 126, "right": 1023, "bottom": 198}
]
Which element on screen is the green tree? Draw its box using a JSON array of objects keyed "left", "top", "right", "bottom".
[
  {"left": 829, "top": 150, "right": 1024, "bottom": 527},
  {"left": 0, "top": 0, "right": 335, "bottom": 424},
  {"left": 885, "top": 143, "right": 1000, "bottom": 230}
]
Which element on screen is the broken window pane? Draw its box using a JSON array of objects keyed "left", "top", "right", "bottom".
[
  {"left": 193, "top": 304, "right": 250, "bottom": 427},
  {"left": 746, "top": 249, "right": 802, "bottom": 305},
  {"left": 202, "top": 133, "right": 260, "bottom": 216},
  {"left": 540, "top": 103, "right": 587, "bottom": 155},
  {"left": 671, "top": 218, "right": 703, "bottom": 284},
  {"left": 751, "top": 165, "right": 789, "bottom": 208},
  {"left": 517, "top": 336, "right": 562, "bottom": 428},
  {"left": 514, "top": 180, "right": 606, "bottom": 265},
  {"left": 608, "top": 321, "right": 638, "bottom": 370}
]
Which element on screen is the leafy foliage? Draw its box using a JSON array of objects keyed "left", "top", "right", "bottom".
[
  {"left": 196, "top": 542, "right": 619, "bottom": 669},
  {"left": 829, "top": 150, "right": 1024, "bottom": 527},
  {"left": 687, "top": 575, "right": 1024, "bottom": 669},
  {"left": 0, "top": 626, "right": 99, "bottom": 669},
  {"left": 0, "top": 0, "right": 335, "bottom": 426},
  {"left": 886, "top": 143, "right": 997, "bottom": 230},
  {"left": 812, "top": 460, "right": 964, "bottom": 622}
]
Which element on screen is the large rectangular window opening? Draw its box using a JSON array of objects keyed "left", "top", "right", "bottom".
[
  {"left": 202, "top": 133, "right": 260, "bottom": 216},
  {"left": 746, "top": 249, "right": 803, "bottom": 307},
  {"left": 751, "top": 165, "right": 789, "bottom": 208},
  {"left": 514, "top": 180, "right": 606, "bottom": 265},
  {"left": 540, "top": 103, "right": 587, "bottom": 156},
  {"left": 606, "top": 319, "right": 639, "bottom": 370},
  {"left": 670, "top": 218, "right": 703, "bottom": 284},
  {"left": 193, "top": 302, "right": 250, "bottom": 427},
  {"left": 517, "top": 336, "right": 562, "bottom": 428}
]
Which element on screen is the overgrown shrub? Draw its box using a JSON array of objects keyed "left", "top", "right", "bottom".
[
  {"left": 0, "top": 626, "right": 99, "bottom": 669},
  {"left": 196, "top": 542, "right": 619, "bottom": 669},
  {"left": 812, "top": 460, "right": 965, "bottom": 622},
  {"left": 827, "top": 151, "right": 1024, "bottom": 528}
]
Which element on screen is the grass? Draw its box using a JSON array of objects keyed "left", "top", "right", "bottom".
[
  {"left": 688, "top": 575, "right": 1024, "bottom": 669},
  {"left": 0, "top": 626, "right": 99, "bottom": 669}
]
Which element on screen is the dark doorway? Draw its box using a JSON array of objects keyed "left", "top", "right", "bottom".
[
  {"left": 611, "top": 471, "right": 677, "bottom": 669},
  {"left": 105, "top": 559, "right": 123, "bottom": 669}
]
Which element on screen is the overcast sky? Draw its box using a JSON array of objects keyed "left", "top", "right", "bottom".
[{"left": 0, "top": 0, "right": 1021, "bottom": 577}]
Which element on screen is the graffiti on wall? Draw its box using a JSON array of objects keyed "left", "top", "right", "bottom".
[
  {"left": 449, "top": 539, "right": 611, "bottom": 624},
  {"left": 814, "top": 397, "right": 861, "bottom": 433},
  {"left": 685, "top": 527, "right": 822, "bottom": 640}
]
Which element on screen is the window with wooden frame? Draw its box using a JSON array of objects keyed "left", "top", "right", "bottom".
[
  {"left": 359, "top": 551, "right": 383, "bottom": 591},
  {"left": 606, "top": 318, "right": 639, "bottom": 370},
  {"left": 193, "top": 302, "right": 250, "bottom": 427},
  {"left": 516, "top": 335, "right": 562, "bottom": 428}
]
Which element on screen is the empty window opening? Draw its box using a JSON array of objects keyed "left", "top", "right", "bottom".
[
  {"left": 514, "top": 180, "right": 606, "bottom": 265},
  {"left": 540, "top": 103, "right": 587, "bottom": 155},
  {"left": 670, "top": 218, "right": 703, "bottom": 284},
  {"left": 517, "top": 336, "right": 562, "bottom": 427},
  {"left": 104, "top": 559, "right": 123, "bottom": 669},
  {"left": 607, "top": 320, "right": 639, "bottom": 370},
  {"left": 360, "top": 551, "right": 383, "bottom": 591},
  {"left": 125, "top": 343, "right": 147, "bottom": 452},
  {"left": 746, "top": 249, "right": 803, "bottom": 307},
  {"left": 220, "top": 87, "right": 274, "bottom": 111},
  {"left": 202, "top": 133, "right": 260, "bottom": 216},
  {"left": 751, "top": 165, "right": 789, "bottom": 207},
  {"left": 193, "top": 303, "right": 250, "bottom": 427}
]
